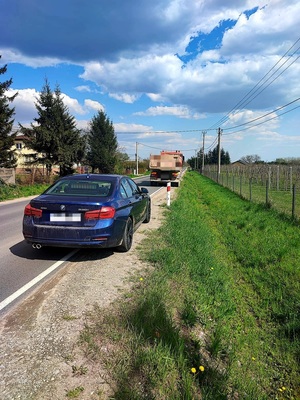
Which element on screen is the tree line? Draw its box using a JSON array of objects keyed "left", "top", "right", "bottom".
[
  {"left": 0, "top": 57, "right": 123, "bottom": 177},
  {"left": 187, "top": 147, "right": 231, "bottom": 170}
]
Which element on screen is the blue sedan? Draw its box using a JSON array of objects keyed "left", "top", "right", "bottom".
[{"left": 23, "top": 174, "right": 151, "bottom": 252}]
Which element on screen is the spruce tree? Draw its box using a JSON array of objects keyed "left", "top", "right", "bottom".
[
  {"left": 0, "top": 57, "right": 18, "bottom": 168},
  {"left": 87, "top": 110, "right": 118, "bottom": 173},
  {"left": 53, "top": 85, "right": 85, "bottom": 176},
  {"left": 21, "top": 79, "right": 85, "bottom": 176},
  {"left": 205, "top": 146, "right": 231, "bottom": 165}
]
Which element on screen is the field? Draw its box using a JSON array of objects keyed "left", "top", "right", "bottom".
[
  {"left": 79, "top": 171, "right": 300, "bottom": 399},
  {"left": 204, "top": 163, "right": 300, "bottom": 219}
]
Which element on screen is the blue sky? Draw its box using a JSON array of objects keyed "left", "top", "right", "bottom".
[{"left": 1, "top": 0, "right": 300, "bottom": 162}]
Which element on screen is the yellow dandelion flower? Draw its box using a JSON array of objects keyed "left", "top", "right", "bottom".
[
  {"left": 199, "top": 365, "right": 205, "bottom": 372},
  {"left": 282, "top": 386, "right": 286, "bottom": 391},
  {"left": 140, "top": 277, "right": 144, "bottom": 281},
  {"left": 191, "top": 367, "right": 196, "bottom": 374},
  {"left": 278, "top": 388, "right": 283, "bottom": 392},
  {"left": 251, "top": 357, "right": 256, "bottom": 361}
]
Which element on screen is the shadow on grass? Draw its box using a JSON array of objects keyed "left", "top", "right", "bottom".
[{"left": 112, "top": 290, "right": 228, "bottom": 400}]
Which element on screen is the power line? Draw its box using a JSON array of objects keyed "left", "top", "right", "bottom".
[
  {"left": 209, "top": 36, "right": 300, "bottom": 130},
  {"left": 137, "top": 141, "right": 198, "bottom": 153},
  {"left": 204, "top": 136, "right": 218, "bottom": 152},
  {"left": 115, "top": 127, "right": 215, "bottom": 134},
  {"left": 222, "top": 97, "right": 300, "bottom": 132},
  {"left": 223, "top": 104, "right": 300, "bottom": 136}
]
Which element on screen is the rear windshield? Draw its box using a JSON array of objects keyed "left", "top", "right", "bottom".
[{"left": 44, "top": 179, "right": 113, "bottom": 197}]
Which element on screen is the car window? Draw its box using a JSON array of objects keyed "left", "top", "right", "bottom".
[
  {"left": 120, "top": 182, "right": 127, "bottom": 198},
  {"left": 128, "top": 178, "right": 140, "bottom": 194},
  {"left": 45, "top": 180, "right": 112, "bottom": 197},
  {"left": 120, "top": 178, "right": 135, "bottom": 198}
]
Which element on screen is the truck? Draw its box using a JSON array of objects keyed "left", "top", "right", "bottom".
[{"left": 149, "top": 150, "right": 184, "bottom": 186}]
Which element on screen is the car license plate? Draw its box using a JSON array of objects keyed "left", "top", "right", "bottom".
[{"left": 50, "top": 213, "right": 81, "bottom": 222}]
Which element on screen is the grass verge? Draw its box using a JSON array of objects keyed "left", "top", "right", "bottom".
[
  {"left": 80, "top": 171, "right": 300, "bottom": 399},
  {"left": 0, "top": 182, "right": 49, "bottom": 201}
]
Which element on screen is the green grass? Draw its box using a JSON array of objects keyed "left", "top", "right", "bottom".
[
  {"left": 0, "top": 182, "right": 49, "bottom": 201},
  {"left": 73, "top": 172, "right": 300, "bottom": 398},
  {"left": 65, "top": 386, "right": 84, "bottom": 398},
  {"left": 219, "top": 172, "right": 300, "bottom": 219}
]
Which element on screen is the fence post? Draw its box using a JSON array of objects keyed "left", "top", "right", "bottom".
[
  {"left": 240, "top": 176, "right": 242, "bottom": 196},
  {"left": 266, "top": 179, "right": 269, "bottom": 206},
  {"left": 167, "top": 181, "right": 171, "bottom": 207},
  {"left": 249, "top": 177, "right": 252, "bottom": 202},
  {"left": 292, "top": 184, "right": 296, "bottom": 219}
]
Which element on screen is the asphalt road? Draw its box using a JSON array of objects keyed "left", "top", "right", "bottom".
[{"left": 0, "top": 176, "right": 161, "bottom": 313}]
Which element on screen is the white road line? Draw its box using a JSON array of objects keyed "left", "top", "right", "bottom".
[{"left": 0, "top": 250, "right": 78, "bottom": 311}]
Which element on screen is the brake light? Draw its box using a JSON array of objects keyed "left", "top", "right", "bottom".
[
  {"left": 85, "top": 206, "right": 115, "bottom": 220},
  {"left": 24, "top": 204, "right": 43, "bottom": 218}
]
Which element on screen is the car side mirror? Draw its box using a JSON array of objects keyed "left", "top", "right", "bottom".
[{"left": 140, "top": 187, "right": 149, "bottom": 194}]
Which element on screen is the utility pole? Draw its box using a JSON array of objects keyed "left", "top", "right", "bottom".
[
  {"left": 202, "top": 130, "right": 206, "bottom": 173},
  {"left": 135, "top": 142, "right": 139, "bottom": 175},
  {"left": 217, "top": 128, "right": 222, "bottom": 182}
]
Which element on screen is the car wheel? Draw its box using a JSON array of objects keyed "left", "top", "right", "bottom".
[
  {"left": 143, "top": 201, "right": 151, "bottom": 223},
  {"left": 118, "top": 218, "right": 133, "bottom": 252}
]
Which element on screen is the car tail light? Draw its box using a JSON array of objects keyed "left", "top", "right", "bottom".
[
  {"left": 85, "top": 206, "right": 115, "bottom": 220},
  {"left": 151, "top": 171, "right": 157, "bottom": 177},
  {"left": 24, "top": 204, "right": 43, "bottom": 218}
]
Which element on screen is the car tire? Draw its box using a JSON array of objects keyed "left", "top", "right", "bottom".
[
  {"left": 143, "top": 201, "right": 151, "bottom": 223},
  {"left": 118, "top": 218, "right": 133, "bottom": 252}
]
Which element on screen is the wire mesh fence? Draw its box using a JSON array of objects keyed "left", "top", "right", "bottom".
[{"left": 202, "top": 164, "right": 300, "bottom": 219}]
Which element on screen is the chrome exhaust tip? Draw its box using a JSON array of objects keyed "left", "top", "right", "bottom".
[{"left": 32, "top": 243, "right": 42, "bottom": 249}]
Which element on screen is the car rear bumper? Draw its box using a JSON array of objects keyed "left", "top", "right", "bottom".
[
  {"left": 24, "top": 236, "right": 120, "bottom": 249},
  {"left": 23, "top": 221, "right": 124, "bottom": 249}
]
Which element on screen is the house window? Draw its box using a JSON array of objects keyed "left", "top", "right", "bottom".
[{"left": 16, "top": 143, "right": 22, "bottom": 150}]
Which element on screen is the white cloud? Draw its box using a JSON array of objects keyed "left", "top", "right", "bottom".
[
  {"left": 80, "top": 54, "right": 181, "bottom": 95},
  {"left": 75, "top": 85, "right": 92, "bottom": 93},
  {"left": 134, "top": 105, "right": 204, "bottom": 119},
  {"left": 114, "top": 122, "right": 153, "bottom": 133},
  {"left": 84, "top": 99, "right": 105, "bottom": 112},
  {"left": 7, "top": 88, "right": 38, "bottom": 123},
  {"left": 76, "top": 120, "right": 90, "bottom": 130},
  {"left": 109, "top": 93, "right": 140, "bottom": 104},
  {"left": 61, "top": 94, "right": 86, "bottom": 115},
  {"left": 0, "top": 49, "right": 62, "bottom": 68},
  {"left": 8, "top": 88, "right": 105, "bottom": 128}
]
